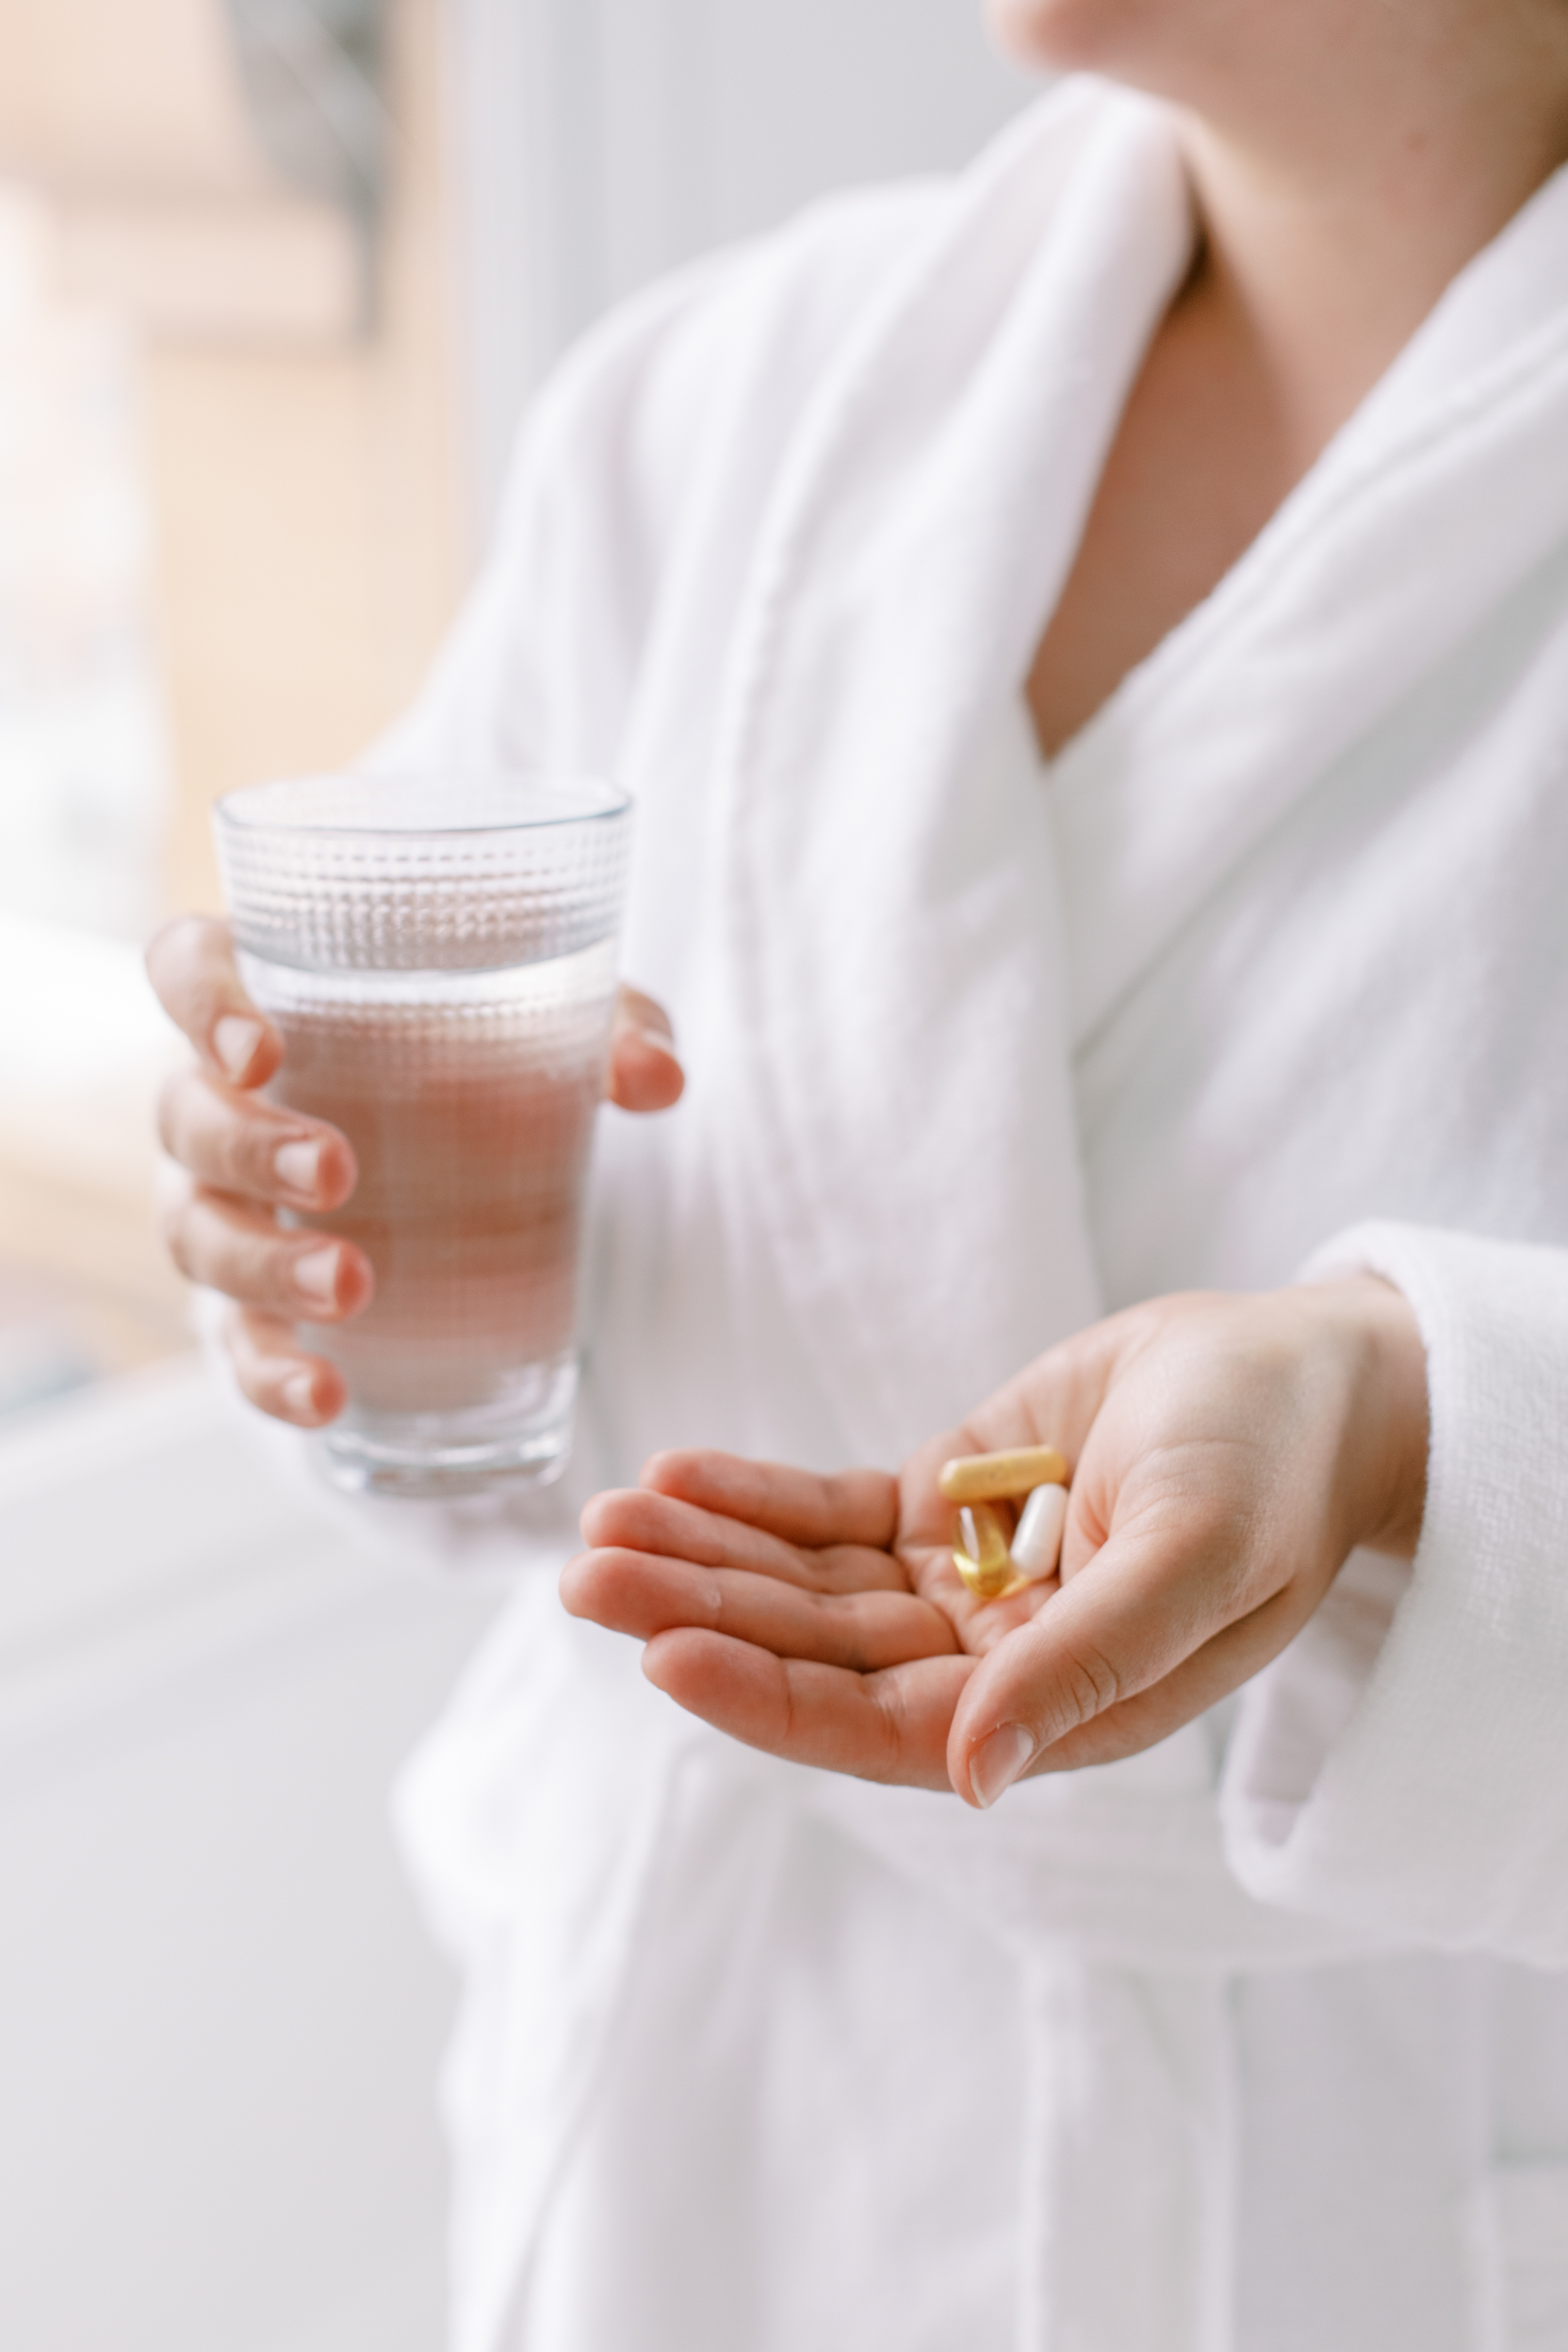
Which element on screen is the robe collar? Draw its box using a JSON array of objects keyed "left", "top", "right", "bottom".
[
  {"left": 713, "top": 76, "right": 1568, "bottom": 1465},
  {"left": 1051, "top": 140, "right": 1568, "bottom": 1044}
]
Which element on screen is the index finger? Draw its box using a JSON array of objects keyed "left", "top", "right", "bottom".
[
  {"left": 640, "top": 1450, "right": 900, "bottom": 1552},
  {"left": 146, "top": 915, "right": 282, "bottom": 1089},
  {"left": 580, "top": 1484, "right": 909, "bottom": 1593}
]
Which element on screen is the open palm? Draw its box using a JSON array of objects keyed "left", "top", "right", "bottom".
[
  {"left": 562, "top": 1281, "right": 1428, "bottom": 1808},
  {"left": 563, "top": 1441, "right": 1049, "bottom": 1793}
]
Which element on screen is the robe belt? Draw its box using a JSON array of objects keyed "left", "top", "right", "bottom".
[
  {"left": 798, "top": 1761, "right": 1396, "bottom": 1976},
  {"left": 797, "top": 1760, "right": 1397, "bottom": 2352}
]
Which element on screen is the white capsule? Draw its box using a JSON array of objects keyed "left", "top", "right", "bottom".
[{"left": 1009, "top": 1480, "right": 1068, "bottom": 1583}]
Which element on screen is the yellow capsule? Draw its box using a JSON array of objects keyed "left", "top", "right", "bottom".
[
  {"left": 952, "top": 1501, "right": 1017, "bottom": 1601},
  {"left": 939, "top": 1446, "right": 1069, "bottom": 1505}
]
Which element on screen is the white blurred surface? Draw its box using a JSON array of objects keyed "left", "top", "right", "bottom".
[
  {"left": 0, "top": 911, "right": 178, "bottom": 1098},
  {"left": 0, "top": 186, "right": 169, "bottom": 939},
  {"left": 0, "top": 913, "right": 189, "bottom": 1408},
  {"left": 0, "top": 1357, "right": 499, "bottom": 2352}
]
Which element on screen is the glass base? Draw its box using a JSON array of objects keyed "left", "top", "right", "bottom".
[{"left": 316, "top": 1352, "right": 578, "bottom": 1500}]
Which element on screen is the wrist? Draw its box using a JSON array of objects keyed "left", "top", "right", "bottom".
[{"left": 1307, "top": 1275, "right": 1430, "bottom": 1560}]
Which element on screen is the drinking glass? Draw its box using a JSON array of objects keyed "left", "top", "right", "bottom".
[{"left": 213, "top": 773, "right": 633, "bottom": 1497}]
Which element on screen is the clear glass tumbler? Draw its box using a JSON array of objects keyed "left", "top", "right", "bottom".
[{"left": 213, "top": 774, "right": 633, "bottom": 1498}]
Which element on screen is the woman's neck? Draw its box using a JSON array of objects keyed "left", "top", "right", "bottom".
[
  {"left": 1171, "top": 19, "right": 1568, "bottom": 456},
  {"left": 1023, "top": 10, "right": 1568, "bottom": 759}
]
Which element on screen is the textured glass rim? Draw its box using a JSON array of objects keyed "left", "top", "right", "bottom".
[{"left": 213, "top": 772, "right": 631, "bottom": 845}]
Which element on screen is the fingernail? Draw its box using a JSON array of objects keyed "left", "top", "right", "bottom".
[
  {"left": 282, "top": 1370, "right": 319, "bottom": 1420},
  {"left": 632, "top": 1023, "right": 676, "bottom": 1058},
  {"left": 970, "top": 1724, "right": 1035, "bottom": 1811},
  {"left": 293, "top": 1245, "right": 341, "bottom": 1308},
  {"left": 274, "top": 1139, "right": 323, "bottom": 1198},
  {"left": 214, "top": 1014, "right": 264, "bottom": 1080}
]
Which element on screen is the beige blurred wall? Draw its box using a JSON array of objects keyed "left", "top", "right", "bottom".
[
  {"left": 146, "top": 1, "right": 463, "bottom": 915},
  {"left": 0, "top": 0, "right": 465, "bottom": 919},
  {"left": 0, "top": 0, "right": 464, "bottom": 1378}
]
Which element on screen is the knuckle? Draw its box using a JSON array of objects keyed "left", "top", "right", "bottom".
[
  {"left": 154, "top": 1075, "right": 184, "bottom": 1156},
  {"left": 224, "top": 1307, "right": 286, "bottom": 1393},
  {"left": 870, "top": 1677, "right": 910, "bottom": 1782},
  {"left": 212, "top": 1128, "right": 248, "bottom": 1198},
  {"left": 617, "top": 983, "right": 672, "bottom": 1041},
  {"left": 161, "top": 1204, "right": 197, "bottom": 1281},
  {"left": 153, "top": 1154, "right": 193, "bottom": 1222},
  {"left": 824, "top": 1596, "right": 866, "bottom": 1672},
  {"left": 144, "top": 913, "right": 200, "bottom": 987},
  {"left": 156, "top": 1068, "right": 218, "bottom": 1165},
  {"left": 777, "top": 1668, "right": 800, "bottom": 1754},
  {"left": 178, "top": 1194, "right": 278, "bottom": 1303},
  {"left": 1056, "top": 1638, "right": 1123, "bottom": 1725},
  {"left": 243, "top": 1231, "right": 293, "bottom": 1308},
  {"left": 230, "top": 1343, "right": 271, "bottom": 1411},
  {"left": 212, "top": 1106, "right": 266, "bottom": 1198},
  {"left": 146, "top": 914, "right": 224, "bottom": 1012}
]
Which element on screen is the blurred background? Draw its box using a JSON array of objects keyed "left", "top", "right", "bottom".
[{"left": 0, "top": 5, "right": 1032, "bottom": 2347}]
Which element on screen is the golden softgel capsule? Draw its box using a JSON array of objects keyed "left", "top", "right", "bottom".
[
  {"left": 952, "top": 1501, "right": 1017, "bottom": 1601},
  {"left": 938, "top": 1446, "right": 1068, "bottom": 1505}
]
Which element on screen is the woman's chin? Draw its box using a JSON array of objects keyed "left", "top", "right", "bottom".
[
  {"left": 983, "top": 0, "right": 1144, "bottom": 74},
  {"left": 982, "top": 0, "right": 1203, "bottom": 85}
]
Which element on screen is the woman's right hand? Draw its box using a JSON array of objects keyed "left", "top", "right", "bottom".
[{"left": 147, "top": 914, "right": 685, "bottom": 1430}]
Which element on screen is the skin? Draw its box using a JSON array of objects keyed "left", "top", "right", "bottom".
[{"left": 149, "top": 0, "right": 1568, "bottom": 1795}]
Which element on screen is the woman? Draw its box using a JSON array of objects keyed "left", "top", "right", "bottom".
[{"left": 149, "top": 1, "right": 1568, "bottom": 2345}]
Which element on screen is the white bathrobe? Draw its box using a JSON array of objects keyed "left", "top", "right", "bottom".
[{"left": 382, "top": 76, "right": 1568, "bottom": 2352}]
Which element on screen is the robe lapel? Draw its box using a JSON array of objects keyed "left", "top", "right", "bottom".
[
  {"left": 711, "top": 83, "right": 1193, "bottom": 1464},
  {"left": 1052, "top": 158, "right": 1568, "bottom": 1048}
]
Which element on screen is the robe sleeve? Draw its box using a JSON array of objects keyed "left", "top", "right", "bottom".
[
  {"left": 363, "top": 179, "right": 943, "bottom": 783},
  {"left": 363, "top": 246, "right": 753, "bottom": 785},
  {"left": 1220, "top": 1219, "right": 1568, "bottom": 1965}
]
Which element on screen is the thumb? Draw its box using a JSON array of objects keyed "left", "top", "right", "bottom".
[
  {"left": 945, "top": 1494, "right": 1246, "bottom": 1806},
  {"left": 608, "top": 985, "right": 685, "bottom": 1113},
  {"left": 898, "top": 1317, "right": 1128, "bottom": 1557}
]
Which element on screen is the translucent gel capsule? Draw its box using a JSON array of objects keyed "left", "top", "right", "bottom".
[{"left": 953, "top": 1501, "right": 1017, "bottom": 1600}]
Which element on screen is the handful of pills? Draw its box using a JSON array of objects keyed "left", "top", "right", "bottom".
[{"left": 938, "top": 1446, "right": 1069, "bottom": 1603}]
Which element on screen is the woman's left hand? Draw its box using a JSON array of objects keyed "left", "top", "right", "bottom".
[{"left": 561, "top": 1277, "right": 1429, "bottom": 1808}]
